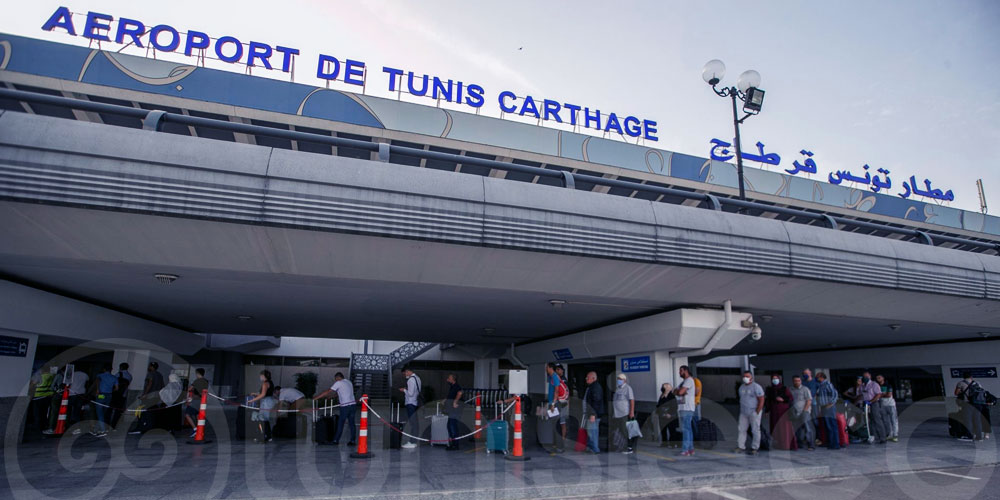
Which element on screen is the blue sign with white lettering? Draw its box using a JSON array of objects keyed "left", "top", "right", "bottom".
[
  {"left": 552, "top": 348, "right": 573, "bottom": 361},
  {"left": 950, "top": 367, "right": 997, "bottom": 379},
  {"left": 621, "top": 356, "right": 650, "bottom": 373},
  {"left": 0, "top": 335, "right": 29, "bottom": 357}
]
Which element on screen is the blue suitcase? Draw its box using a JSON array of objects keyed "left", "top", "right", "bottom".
[{"left": 485, "top": 420, "right": 508, "bottom": 454}]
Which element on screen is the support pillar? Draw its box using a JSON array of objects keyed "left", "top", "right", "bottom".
[{"left": 474, "top": 358, "right": 499, "bottom": 389}]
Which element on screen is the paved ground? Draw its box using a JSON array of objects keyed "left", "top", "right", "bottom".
[
  {"left": 621, "top": 464, "right": 1000, "bottom": 500},
  {"left": 1, "top": 401, "right": 996, "bottom": 499}
]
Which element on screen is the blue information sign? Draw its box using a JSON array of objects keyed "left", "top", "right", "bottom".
[
  {"left": 0, "top": 335, "right": 29, "bottom": 357},
  {"left": 621, "top": 355, "right": 650, "bottom": 373},
  {"left": 950, "top": 367, "right": 997, "bottom": 379},
  {"left": 552, "top": 348, "right": 573, "bottom": 361}
]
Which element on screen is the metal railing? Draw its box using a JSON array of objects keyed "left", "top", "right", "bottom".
[{"left": 1, "top": 87, "right": 997, "bottom": 254}]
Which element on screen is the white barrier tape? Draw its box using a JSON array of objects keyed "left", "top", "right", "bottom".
[{"left": 366, "top": 403, "right": 511, "bottom": 443}]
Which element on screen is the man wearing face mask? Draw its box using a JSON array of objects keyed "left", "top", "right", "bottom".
[
  {"left": 612, "top": 374, "right": 637, "bottom": 454},
  {"left": 735, "top": 371, "right": 764, "bottom": 455}
]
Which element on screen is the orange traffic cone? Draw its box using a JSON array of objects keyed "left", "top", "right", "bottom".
[
  {"left": 505, "top": 395, "right": 529, "bottom": 461},
  {"left": 475, "top": 394, "right": 483, "bottom": 441},
  {"left": 51, "top": 386, "right": 70, "bottom": 436},
  {"left": 187, "top": 389, "right": 212, "bottom": 444},
  {"left": 350, "top": 394, "right": 373, "bottom": 459}
]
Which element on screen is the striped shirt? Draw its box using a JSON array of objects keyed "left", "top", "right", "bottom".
[{"left": 815, "top": 380, "right": 838, "bottom": 407}]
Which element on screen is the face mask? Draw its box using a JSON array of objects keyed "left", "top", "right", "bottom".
[
  {"left": 259, "top": 376, "right": 266, "bottom": 382},
  {"left": 742, "top": 377, "right": 751, "bottom": 384},
  {"left": 616, "top": 380, "right": 624, "bottom": 387},
  {"left": 772, "top": 379, "right": 780, "bottom": 386},
  {"left": 862, "top": 377, "right": 870, "bottom": 383}
]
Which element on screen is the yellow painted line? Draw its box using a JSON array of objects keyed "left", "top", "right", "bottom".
[
  {"left": 465, "top": 447, "right": 485, "bottom": 454},
  {"left": 637, "top": 449, "right": 677, "bottom": 462},
  {"left": 698, "top": 449, "right": 743, "bottom": 458}
]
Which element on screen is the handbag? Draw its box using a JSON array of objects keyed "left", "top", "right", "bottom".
[{"left": 626, "top": 418, "right": 643, "bottom": 439}]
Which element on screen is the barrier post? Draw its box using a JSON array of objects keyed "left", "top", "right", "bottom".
[
  {"left": 350, "top": 394, "right": 373, "bottom": 459},
  {"left": 51, "top": 386, "right": 70, "bottom": 436},
  {"left": 187, "top": 389, "right": 212, "bottom": 444},
  {"left": 475, "top": 394, "right": 483, "bottom": 441},
  {"left": 505, "top": 395, "right": 529, "bottom": 461}
]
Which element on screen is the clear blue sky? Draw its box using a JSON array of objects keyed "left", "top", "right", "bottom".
[{"left": 6, "top": 1, "right": 999, "bottom": 212}]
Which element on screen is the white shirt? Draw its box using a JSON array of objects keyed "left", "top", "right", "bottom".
[
  {"left": 404, "top": 374, "right": 421, "bottom": 406},
  {"left": 278, "top": 387, "right": 304, "bottom": 403},
  {"left": 678, "top": 377, "right": 696, "bottom": 412},
  {"left": 331, "top": 379, "right": 355, "bottom": 406},
  {"left": 69, "top": 371, "right": 89, "bottom": 396}
]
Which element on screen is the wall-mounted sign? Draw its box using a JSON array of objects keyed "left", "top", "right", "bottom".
[
  {"left": 552, "top": 348, "right": 573, "bottom": 361},
  {"left": 950, "top": 367, "right": 997, "bottom": 379},
  {"left": 709, "top": 138, "right": 955, "bottom": 202},
  {"left": 621, "top": 355, "right": 650, "bottom": 373},
  {"left": 40, "top": 6, "right": 659, "bottom": 142},
  {"left": 0, "top": 335, "right": 29, "bottom": 357}
]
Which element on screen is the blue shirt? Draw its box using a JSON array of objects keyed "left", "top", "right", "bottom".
[
  {"left": 547, "top": 373, "right": 560, "bottom": 404},
  {"left": 815, "top": 380, "right": 838, "bottom": 407},
  {"left": 97, "top": 372, "right": 117, "bottom": 394},
  {"left": 802, "top": 376, "right": 819, "bottom": 398}
]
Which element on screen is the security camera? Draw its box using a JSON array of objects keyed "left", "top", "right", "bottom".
[{"left": 750, "top": 324, "right": 762, "bottom": 342}]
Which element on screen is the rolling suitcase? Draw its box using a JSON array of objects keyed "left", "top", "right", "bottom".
[
  {"left": 313, "top": 400, "right": 338, "bottom": 444},
  {"left": 429, "top": 403, "right": 449, "bottom": 447},
  {"left": 695, "top": 418, "right": 720, "bottom": 449},
  {"left": 486, "top": 420, "right": 508, "bottom": 454},
  {"left": 236, "top": 405, "right": 247, "bottom": 440},
  {"left": 384, "top": 403, "right": 403, "bottom": 449}
]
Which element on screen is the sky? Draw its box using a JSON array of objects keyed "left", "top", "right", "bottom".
[{"left": 4, "top": 1, "right": 1000, "bottom": 213}]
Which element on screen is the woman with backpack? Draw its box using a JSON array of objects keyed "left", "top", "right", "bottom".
[{"left": 955, "top": 372, "right": 989, "bottom": 441}]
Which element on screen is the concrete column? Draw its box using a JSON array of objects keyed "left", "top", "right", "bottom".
[
  {"left": 0, "top": 331, "right": 38, "bottom": 447},
  {"left": 473, "top": 358, "right": 498, "bottom": 389}
]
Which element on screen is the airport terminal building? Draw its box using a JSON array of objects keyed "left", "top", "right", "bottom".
[{"left": 1, "top": 30, "right": 999, "bottom": 446}]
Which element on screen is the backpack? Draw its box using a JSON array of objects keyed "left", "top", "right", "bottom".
[
  {"left": 556, "top": 379, "right": 569, "bottom": 402},
  {"left": 965, "top": 381, "right": 988, "bottom": 405}
]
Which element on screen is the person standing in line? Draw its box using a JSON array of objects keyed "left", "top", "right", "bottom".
[
  {"left": 861, "top": 371, "right": 888, "bottom": 444},
  {"left": 444, "top": 373, "right": 464, "bottom": 451},
  {"left": 67, "top": 367, "right": 90, "bottom": 434},
  {"left": 90, "top": 364, "right": 117, "bottom": 437},
  {"left": 142, "top": 362, "right": 165, "bottom": 399},
  {"left": 248, "top": 370, "right": 276, "bottom": 443},
  {"left": 875, "top": 374, "right": 898, "bottom": 442},
  {"left": 555, "top": 364, "right": 570, "bottom": 448},
  {"left": 183, "top": 368, "right": 210, "bottom": 438},
  {"left": 674, "top": 365, "right": 697, "bottom": 456},
  {"left": 734, "top": 371, "right": 764, "bottom": 455},
  {"left": 110, "top": 363, "right": 132, "bottom": 430},
  {"left": 581, "top": 371, "right": 604, "bottom": 454},
  {"left": 612, "top": 374, "right": 636, "bottom": 454},
  {"left": 814, "top": 372, "right": 841, "bottom": 450},
  {"left": 657, "top": 383, "right": 678, "bottom": 446},
  {"left": 764, "top": 374, "right": 797, "bottom": 450},
  {"left": 844, "top": 376, "right": 864, "bottom": 407},
  {"left": 275, "top": 386, "right": 305, "bottom": 408},
  {"left": 801, "top": 369, "right": 819, "bottom": 446},
  {"left": 399, "top": 366, "right": 422, "bottom": 449},
  {"left": 544, "top": 362, "right": 565, "bottom": 452},
  {"left": 314, "top": 372, "right": 357, "bottom": 446},
  {"left": 789, "top": 375, "right": 815, "bottom": 450},
  {"left": 692, "top": 375, "right": 703, "bottom": 437}
]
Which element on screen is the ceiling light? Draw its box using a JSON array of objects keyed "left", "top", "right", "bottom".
[
  {"left": 759, "top": 315, "right": 773, "bottom": 323},
  {"left": 483, "top": 327, "right": 496, "bottom": 335},
  {"left": 549, "top": 299, "right": 566, "bottom": 309},
  {"left": 236, "top": 315, "right": 253, "bottom": 321},
  {"left": 980, "top": 332, "right": 991, "bottom": 338},
  {"left": 154, "top": 273, "right": 178, "bottom": 284},
  {"left": 888, "top": 324, "right": 901, "bottom": 331}
]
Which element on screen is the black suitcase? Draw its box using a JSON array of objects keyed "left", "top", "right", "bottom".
[
  {"left": 275, "top": 415, "right": 298, "bottom": 439},
  {"left": 384, "top": 403, "right": 403, "bottom": 449},
  {"left": 948, "top": 411, "right": 969, "bottom": 438},
  {"left": 695, "top": 418, "right": 720, "bottom": 449},
  {"left": 314, "top": 415, "right": 338, "bottom": 444}
]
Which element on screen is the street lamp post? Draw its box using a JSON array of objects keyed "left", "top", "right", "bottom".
[{"left": 702, "top": 60, "right": 765, "bottom": 202}]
